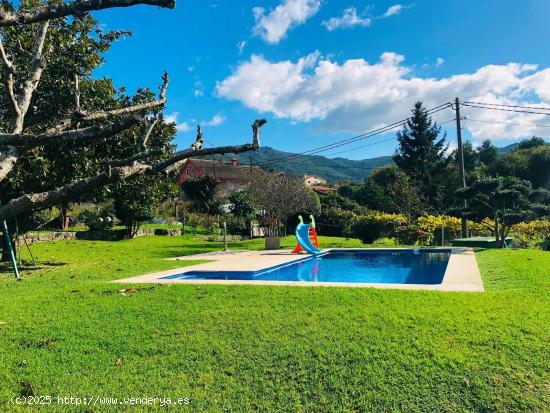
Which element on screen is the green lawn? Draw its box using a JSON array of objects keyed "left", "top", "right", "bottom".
[{"left": 0, "top": 236, "right": 548, "bottom": 412}]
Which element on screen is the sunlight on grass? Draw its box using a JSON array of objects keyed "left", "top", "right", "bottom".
[{"left": 0, "top": 236, "right": 548, "bottom": 412}]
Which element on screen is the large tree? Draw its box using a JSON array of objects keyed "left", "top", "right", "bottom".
[
  {"left": 477, "top": 139, "right": 499, "bottom": 167},
  {"left": 249, "top": 170, "right": 320, "bottom": 237},
  {"left": 496, "top": 140, "right": 550, "bottom": 189},
  {"left": 393, "top": 101, "right": 450, "bottom": 211},
  {"left": 456, "top": 176, "right": 550, "bottom": 247},
  {"left": 180, "top": 175, "right": 223, "bottom": 215},
  {"left": 0, "top": 0, "right": 266, "bottom": 261}
]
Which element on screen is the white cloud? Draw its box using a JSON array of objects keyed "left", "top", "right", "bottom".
[
  {"left": 193, "top": 80, "right": 204, "bottom": 98},
  {"left": 236, "top": 40, "right": 247, "bottom": 55},
  {"left": 322, "top": 7, "right": 371, "bottom": 31},
  {"left": 204, "top": 113, "right": 226, "bottom": 127},
  {"left": 382, "top": 4, "right": 404, "bottom": 17},
  {"left": 216, "top": 52, "right": 550, "bottom": 140},
  {"left": 253, "top": 0, "right": 321, "bottom": 44},
  {"left": 165, "top": 112, "right": 191, "bottom": 133},
  {"left": 436, "top": 57, "right": 445, "bottom": 67}
]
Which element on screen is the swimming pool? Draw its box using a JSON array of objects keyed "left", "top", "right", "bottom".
[{"left": 162, "top": 249, "right": 451, "bottom": 285}]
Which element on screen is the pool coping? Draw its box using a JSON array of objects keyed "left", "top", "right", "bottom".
[{"left": 113, "top": 247, "right": 484, "bottom": 292}]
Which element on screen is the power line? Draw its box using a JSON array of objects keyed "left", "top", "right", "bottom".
[
  {"left": 439, "top": 117, "right": 457, "bottom": 126},
  {"left": 258, "top": 102, "right": 453, "bottom": 166},
  {"left": 258, "top": 102, "right": 452, "bottom": 165},
  {"left": 462, "top": 103, "right": 550, "bottom": 117},
  {"left": 465, "top": 118, "right": 550, "bottom": 128},
  {"left": 463, "top": 101, "right": 550, "bottom": 112},
  {"left": 324, "top": 137, "right": 396, "bottom": 157},
  {"left": 274, "top": 116, "right": 457, "bottom": 161}
]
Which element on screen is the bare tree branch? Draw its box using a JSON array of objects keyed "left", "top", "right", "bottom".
[
  {"left": 0, "top": 162, "right": 150, "bottom": 220},
  {"left": 10, "top": 20, "right": 49, "bottom": 133},
  {"left": 74, "top": 74, "right": 81, "bottom": 111},
  {"left": 0, "top": 0, "right": 175, "bottom": 27},
  {"left": 0, "top": 145, "right": 17, "bottom": 181},
  {"left": 0, "top": 38, "right": 19, "bottom": 181},
  {"left": 109, "top": 148, "right": 162, "bottom": 166},
  {"left": 0, "top": 120, "right": 267, "bottom": 221},
  {"left": 44, "top": 72, "right": 168, "bottom": 134},
  {"left": 82, "top": 72, "right": 168, "bottom": 122},
  {"left": 0, "top": 115, "right": 141, "bottom": 146},
  {"left": 16, "top": 38, "right": 33, "bottom": 58},
  {"left": 138, "top": 119, "right": 157, "bottom": 150},
  {"left": 0, "top": 36, "right": 14, "bottom": 72},
  {"left": 0, "top": 37, "right": 19, "bottom": 120},
  {"left": 191, "top": 125, "right": 203, "bottom": 150},
  {"left": 158, "top": 119, "right": 266, "bottom": 175}
]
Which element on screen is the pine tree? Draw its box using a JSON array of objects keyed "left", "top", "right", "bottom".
[
  {"left": 477, "top": 140, "right": 499, "bottom": 166},
  {"left": 393, "top": 101, "right": 450, "bottom": 211}
]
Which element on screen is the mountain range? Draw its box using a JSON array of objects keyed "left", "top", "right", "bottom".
[{"left": 211, "top": 143, "right": 520, "bottom": 183}]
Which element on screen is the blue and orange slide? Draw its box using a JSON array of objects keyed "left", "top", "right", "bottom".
[{"left": 292, "top": 215, "right": 321, "bottom": 255}]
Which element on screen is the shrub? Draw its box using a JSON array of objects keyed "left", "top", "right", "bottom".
[
  {"left": 80, "top": 208, "right": 114, "bottom": 231},
  {"left": 395, "top": 224, "right": 431, "bottom": 245},
  {"left": 24, "top": 207, "right": 60, "bottom": 231},
  {"left": 511, "top": 220, "right": 550, "bottom": 250},
  {"left": 352, "top": 217, "right": 386, "bottom": 244},
  {"left": 351, "top": 213, "right": 404, "bottom": 244},
  {"left": 417, "top": 214, "right": 462, "bottom": 245},
  {"left": 223, "top": 214, "right": 249, "bottom": 236},
  {"left": 469, "top": 217, "right": 495, "bottom": 236},
  {"left": 184, "top": 212, "right": 221, "bottom": 234},
  {"left": 317, "top": 207, "right": 358, "bottom": 237}
]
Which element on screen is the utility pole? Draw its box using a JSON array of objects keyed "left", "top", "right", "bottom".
[{"left": 455, "top": 97, "right": 468, "bottom": 238}]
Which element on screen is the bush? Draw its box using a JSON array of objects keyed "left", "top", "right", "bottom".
[
  {"left": 352, "top": 217, "right": 387, "bottom": 244},
  {"left": 24, "top": 207, "right": 60, "bottom": 231},
  {"left": 184, "top": 212, "right": 221, "bottom": 234},
  {"left": 468, "top": 217, "right": 494, "bottom": 236},
  {"left": 223, "top": 214, "right": 249, "bottom": 236},
  {"left": 351, "top": 213, "right": 404, "bottom": 244},
  {"left": 80, "top": 208, "right": 115, "bottom": 231},
  {"left": 511, "top": 220, "right": 550, "bottom": 250},
  {"left": 394, "top": 224, "right": 431, "bottom": 245},
  {"left": 318, "top": 207, "right": 358, "bottom": 237},
  {"left": 417, "top": 214, "right": 462, "bottom": 245},
  {"left": 113, "top": 176, "right": 162, "bottom": 238}
]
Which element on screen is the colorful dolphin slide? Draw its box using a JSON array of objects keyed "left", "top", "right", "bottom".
[{"left": 293, "top": 215, "right": 321, "bottom": 255}]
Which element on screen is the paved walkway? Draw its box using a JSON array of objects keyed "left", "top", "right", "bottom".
[{"left": 114, "top": 248, "right": 484, "bottom": 292}]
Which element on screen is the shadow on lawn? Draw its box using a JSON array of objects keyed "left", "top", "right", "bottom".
[
  {"left": 0, "top": 260, "right": 67, "bottom": 276},
  {"left": 152, "top": 243, "right": 227, "bottom": 259}
]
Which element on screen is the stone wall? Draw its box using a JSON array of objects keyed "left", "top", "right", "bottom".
[
  {"left": 17, "top": 228, "right": 184, "bottom": 245},
  {"left": 18, "top": 231, "right": 77, "bottom": 245}
]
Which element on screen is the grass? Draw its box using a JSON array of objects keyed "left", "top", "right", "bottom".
[{"left": 0, "top": 235, "right": 548, "bottom": 412}]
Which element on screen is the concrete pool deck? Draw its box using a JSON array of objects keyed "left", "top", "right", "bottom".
[{"left": 114, "top": 248, "right": 484, "bottom": 292}]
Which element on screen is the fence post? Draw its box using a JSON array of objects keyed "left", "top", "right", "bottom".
[{"left": 223, "top": 221, "right": 228, "bottom": 252}]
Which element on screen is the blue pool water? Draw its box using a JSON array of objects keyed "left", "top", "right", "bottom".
[{"left": 162, "top": 249, "right": 451, "bottom": 285}]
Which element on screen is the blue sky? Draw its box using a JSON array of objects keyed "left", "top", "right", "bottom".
[{"left": 93, "top": 0, "right": 550, "bottom": 159}]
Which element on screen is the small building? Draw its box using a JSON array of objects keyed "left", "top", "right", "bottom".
[
  {"left": 304, "top": 175, "right": 327, "bottom": 187},
  {"left": 176, "top": 158, "right": 259, "bottom": 195}
]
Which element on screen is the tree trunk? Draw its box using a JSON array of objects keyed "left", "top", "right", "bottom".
[
  {"left": 499, "top": 223, "right": 508, "bottom": 249},
  {"left": 60, "top": 203, "right": 68, "bottom": 230},
  {"left": 494, "top": 213, "right": 501, "bottom": 247}
]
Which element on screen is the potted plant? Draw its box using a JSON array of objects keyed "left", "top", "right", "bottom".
[{"left": 264, "top": 223, "right": 282, "bottom": 250}]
